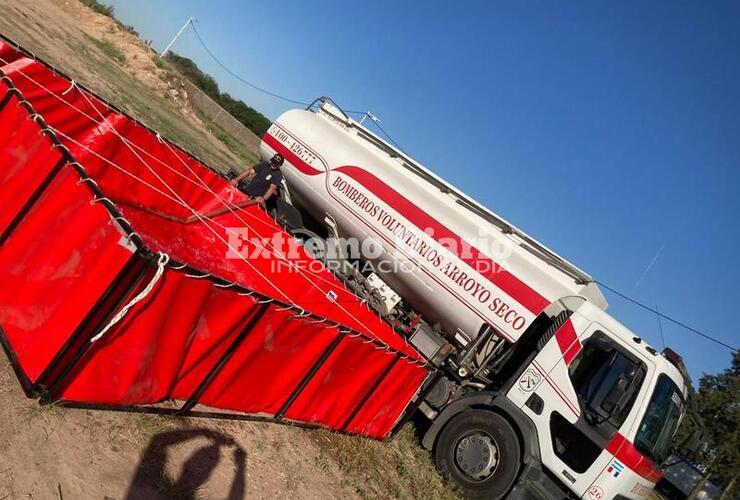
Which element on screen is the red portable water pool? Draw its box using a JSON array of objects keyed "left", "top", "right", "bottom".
[{"left": 0, "top": 35, "right": 431, "bottom": 439}]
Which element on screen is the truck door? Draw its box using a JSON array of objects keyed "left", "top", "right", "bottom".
[
  {"left": 586, "top": 372, "right": 681, "bottom": 499},
  {"left": 507, "top": 320, "right": 647, "bottom": 497}
]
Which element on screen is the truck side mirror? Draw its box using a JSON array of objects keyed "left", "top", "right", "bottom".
[{"left": 679, "top": 429, "right": 706, "bottom": 458}]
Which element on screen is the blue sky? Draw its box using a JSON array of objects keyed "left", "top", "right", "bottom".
[{"left": 108, "top": 0, "right": 739, "bottom": 379}]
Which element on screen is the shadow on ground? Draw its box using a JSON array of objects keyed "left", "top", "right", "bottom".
[{"left": 125, "top": 428, "right": 247, "bottom": 500}]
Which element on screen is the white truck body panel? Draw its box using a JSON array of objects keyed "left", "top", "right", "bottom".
[{"left": 261, "top": 103, "right": 607, "bottom": 344}]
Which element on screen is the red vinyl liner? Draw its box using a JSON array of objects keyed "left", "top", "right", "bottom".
[
  {"left": 0, "top": 166, "right": 135, "bottom": 384},
  {"left": 0, "top": 37, "right": 429, "bottom": 439},
  {"left": 344, "top": 360, "right": 431, "bottom": 437},
  {"left": 0, "top": 91, "right": 64, "bottom": 235},
  {"left": 181, "top": 309, "right": 342, "bottom": 416},
  {"left": 284, "top": 338, "right": 396, "bottom": 428}
]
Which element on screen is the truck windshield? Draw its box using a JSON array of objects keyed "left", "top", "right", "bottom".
[{"left": 634, "top": 375, "right": 684, "bottom": 465}]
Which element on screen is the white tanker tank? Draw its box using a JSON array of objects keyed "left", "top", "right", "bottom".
[{"left": 259, "top": 98, "right": 607, "bottom": 348}]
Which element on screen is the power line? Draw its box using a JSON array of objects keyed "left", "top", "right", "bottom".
[
  {"left": 188, "top": 26, "right": 383, "bottom": 118},
  {"left": 188, "top": 23, "right": 732, "bottom": 354},
  {"left": 596, "top": 281, "right": 737, "bottom": 353},
  {"left": 188, "top": 25, "right": 410, "bottom": 151},
  {"left": 190, "top": 23, "right": 311, "bottom": 106}
]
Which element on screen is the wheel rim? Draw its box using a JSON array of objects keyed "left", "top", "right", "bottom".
[{"left": 454, "top": 431, "right": 499, "bottom": 481}]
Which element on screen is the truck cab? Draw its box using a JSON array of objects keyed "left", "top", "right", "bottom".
[{"left": 420, "top": 300, "right": 687, "bottom": 499}]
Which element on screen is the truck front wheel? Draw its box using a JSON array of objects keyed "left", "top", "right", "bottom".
[{"left": 435, "top": 409, "right": 521, "bottom": 499}]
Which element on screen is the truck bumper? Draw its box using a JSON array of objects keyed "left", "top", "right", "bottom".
[{"left": 509, "top": 464, "right": 577, "bottom": 500}]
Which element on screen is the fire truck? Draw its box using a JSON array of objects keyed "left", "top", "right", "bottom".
[{"left": 258, "top": 97, "right": 688, "bottom": 499}]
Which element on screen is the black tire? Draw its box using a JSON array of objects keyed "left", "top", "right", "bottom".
[
  {"left": 435, "top": 410, "right": 521, "bottom": 499},
  {"left": 292, "top": 228, "right": 327, "bottom": 261}
]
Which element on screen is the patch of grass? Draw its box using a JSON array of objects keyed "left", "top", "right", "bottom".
[
  {"left": 73, "top": 38, "right": 236, "bottom": 167},
  {"left": 4, "top": 2, "right": 250, "bottom": 168},
  {"left": 196, "top": 111, "right": 258, "bottom": 166},
  {"left": 254, "top": 438, "right": 266, "bottom": 452},
  {"left": 80, "top": 0, "right": 138, "bottom": 37},
  {"left": 80, "top": 0, "right": 115, "bottom": 18},
  {"left": 107, "top": 413, "right": 188, "bottom": 451},
  {"left": 19, "top": 400, "right": 63, "bottom": 424},
  {"left": 311, "top": 425, "right": 460, "bottom": 500},
  {"left": 271, "top": 436, "right": 285, "bottom": 452},
  {"left": 18, "top": 400, "right": 65, "bottom": 441},
  {"left": 153, "top": 55, "right": 171, "bottom": 71},
  {"left": 133, "top": 414, "right": 188, "bottom": 444},
  {"left": 286, "top": 472, "right": 301, "bottom": 492},
  {"left": 84, "top": 34, "right": 126, "bottom": 65},
  {"left": 56, "top": 25, "right": 244, "bottom": 171},
  {"left": 315, "top": 452, "right": 331, "bottom": 473}
]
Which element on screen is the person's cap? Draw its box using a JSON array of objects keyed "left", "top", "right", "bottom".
[{"left": 271, "top": 153, "right": 284, "bottom": 166}]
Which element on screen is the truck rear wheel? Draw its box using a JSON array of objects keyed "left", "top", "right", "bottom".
[{"left": 435, "top": 409, "right": 521, "bottom": 499}]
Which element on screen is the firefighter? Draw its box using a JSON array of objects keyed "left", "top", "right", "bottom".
[{"left": 230, "top": 153, "right": 285, "bottom": 213}]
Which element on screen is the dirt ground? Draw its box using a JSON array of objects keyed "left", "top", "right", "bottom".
[
  {"left": 0, "top": 354, "right": 359, "bottom": 500},
  {"left": 0, "top": 1, "right": 458, "bottom": 499},
  {"left": 0, "top": 0, "right": 245, "bottom": 172}
]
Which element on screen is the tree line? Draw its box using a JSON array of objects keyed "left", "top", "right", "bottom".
[
  {"left": 165, "top": 52, "right": 271, "bottom": 137},
  {"left": 675, "top": 351, "right": 739, "bottom": 498}
]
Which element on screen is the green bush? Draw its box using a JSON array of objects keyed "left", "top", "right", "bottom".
[
  {"left": 123, "top": 24, "right": 139, "bottom": 37},
  {"left": 217, "top": 92, "right": 271, "bottom": 137},
  {"left": 153, "top": 56, "right": 170, "bottom": 70},
  {"left": 80, "top": 0, "right": 115, "bottom": 18}
]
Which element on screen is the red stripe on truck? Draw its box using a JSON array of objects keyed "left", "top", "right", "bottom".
[
  {"left": 263, "top": 131, "right": 551, "bottom": 315},
  {"left": 265, "top": 132, "right": 324, "bottom": 177},
  {"left": 607, "top": 433, "right": 663, "bottom": 483},
  {"left": 555, "top": 319, "right": 582, "bottom": 365},
  {"left": 334, "top": 165, "right": 551, "bottom": 315}
]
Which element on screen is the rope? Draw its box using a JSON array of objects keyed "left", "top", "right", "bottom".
[
  {"left": 1, "top": 58, "right": 365, "bottom": 295},
  {"left": 2, "top": 56, "right": 425, "bottom": 365},
  {"left": 61, "top": 79, "right": 75, "bottom": 95},
  {"left": 156, "top": 137, "right": 394, "bottom": 343},
  {"left": 73, "top": 86, "right": 297, "bottom": 305},
  {"left": 90, "top": 252, "right": 169, "bottom": 343},
  {"left": 156, "top": 136, "right": 374, "bottom": 304}
]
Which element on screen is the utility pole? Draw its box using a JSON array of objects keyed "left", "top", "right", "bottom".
[{"left": 160, "top": 17, "right": 196, "bottom": 58}]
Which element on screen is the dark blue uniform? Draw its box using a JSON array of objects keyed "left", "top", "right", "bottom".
[{"left": 239, "top": 162, "right": 283, "bottom": 211}]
